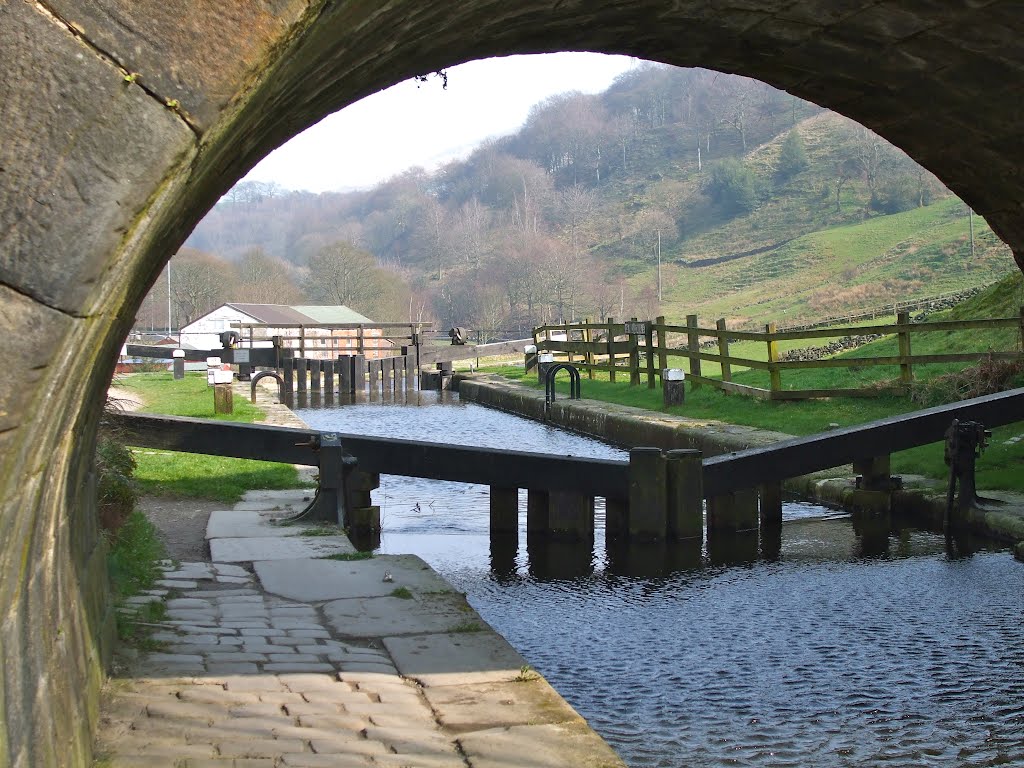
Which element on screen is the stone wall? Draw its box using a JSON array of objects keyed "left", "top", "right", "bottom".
[{"left": 2, "top": 2, "right": 1024, "bottom": 764}]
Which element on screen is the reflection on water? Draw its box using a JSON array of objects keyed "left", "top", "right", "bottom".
[{"left": 296, "top": 391, "right": 1024, "bottom": 768}]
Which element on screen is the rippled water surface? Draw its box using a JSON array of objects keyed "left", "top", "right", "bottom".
[{"left": 297, "top": 391, "right": 1024, "bottom": 768}]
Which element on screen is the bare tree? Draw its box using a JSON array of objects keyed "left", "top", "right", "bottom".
[
  {"left": 304, "top": 242, "right": 385, "bottom": 312},
  {"left": 169, "top": 248, "right": 233, "bottom": 326}
]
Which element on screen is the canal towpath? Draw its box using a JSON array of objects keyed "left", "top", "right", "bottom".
[{"left": 93, "top": 383, "right": 624, "bottom": 767}]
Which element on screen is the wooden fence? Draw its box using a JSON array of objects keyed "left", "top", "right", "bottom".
[
  {"left": 534, "top": 309, "right": 1024, "bottom": 400},
  {"left": 230, "top": 322, "right": 429, "bottom": 360}
]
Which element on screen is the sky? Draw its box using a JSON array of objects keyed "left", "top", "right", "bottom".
[{"left": 242, "top": 52, "right": 639, "bottom": 194}]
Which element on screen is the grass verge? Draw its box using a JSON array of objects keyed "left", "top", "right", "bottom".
[
  {"left": 119, "top": 372, "right": 307, "bottom": 503},
  {"left": 105, "top": 509, "right": 168, "bottom": 645}
]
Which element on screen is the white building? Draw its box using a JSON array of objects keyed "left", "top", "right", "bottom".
[{"left": 177, "top": 303, "right": 389, "bottom": 359}]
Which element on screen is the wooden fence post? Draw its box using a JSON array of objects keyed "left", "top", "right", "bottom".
[
  {"left": 686, "top": 314, "right": 702, "bottom": 390},
  {"left": 765, "top": 322, "right": 781, "bottom": 393},
  {"left": 629, "top": 319, "right": 641, "bottom": 386},
  {"left": 645, "top": 321, "right": 656, "bottom": 388},
  {"left": 607, "top": 317, "right": 616, "bottom": 383},
  {"left": 655, "top": 315, "right": 668, "bottom": 378},
  {"left": 897, "top": 311, "right": 913, "bottom": 386},
  {"left": 299, "top": 325, "right": 306, "bottom": 358},
  {"left": 716, "top": 318, "right": 732, "bottom": 392}
]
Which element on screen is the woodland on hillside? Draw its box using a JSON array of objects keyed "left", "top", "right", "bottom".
[{"left": 142, "top": 64, "right": 1013, "bottom": 337}]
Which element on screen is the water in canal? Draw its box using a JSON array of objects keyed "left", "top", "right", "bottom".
[{"left": 295, "top": 390, "right": 1024, "bottom": 768}]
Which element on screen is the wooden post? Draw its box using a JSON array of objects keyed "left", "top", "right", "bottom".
[
  {"left": 663, "top": 369, "right": 685, "bottom": 406},
  {"left": 357, "top": 325, "right": 365, "bottom": 356},
  {"left": 605, "top": 497, "right": 628, "bottom": 538},
  {"left": 854, "top": 454, "right": 892, "bottom": 492},
  {"left": 759, "top": 482, "right": 783, "bottom": 529},
  {"left": 897, "top": 311, "right": 913, "bottom": 386},
  {"left": 283, "top": 359, "right": 294, "bottom": 393},
  {"left": 309, "top": 359, "right": 321, "bottom": 393},
  {"left": 607, "top": 318, "right": 616, "bottom": 383},
  {"left": 627, "top": 447, "right": 667, "bottom": 540},
  {"left": 490, "top": 487, "right": 518, "bottom": 535},
  {"left": 368, "top": 358, "right": 381, "bottom": 388},
  {"left": 547, "top": 491, "right": 594, "bottom": 540},
  {"left": 686, "top": 314, "right": 702, "bottom": 390},
  {"left": 353, "top": 354, "right": 366, "bottom": 391},
  {"left": 765, "top": 322, "right": 781, "bottom": 393},
  {"left": 716, "top": 318, "right": 732, "bottom": 390},
  {"left": 295, "top": 358, "right": 307, "bottom": 394},
  {"left": 655, "top": 315, "right": 668, "bottom": 378},
  {"left": 645, "top": 321, "right": 656, "bottom": 389},
  {"left": 666, "top": 449, "right": 702, "bottom": 540},
  {"left": 381, "top": 357, "right": 392, "bottom": 390},
  {"left": 213, "top": 383, "right": 233, "bottom": 414},
  {"left": 566, "top": 322, "right": 574, "bottom": 365},
  {"left": 338, "top": 355, "right": 352, "bottom": 394},
  {"left": 299, "top": 325, "right": 306, "bottom": 358},
  {"left": 322, "top": 359, "right": 334, "bottom": 402},
  {"left": 526, "top": 490, "right": 549, "bottom": 535},
  {"left": 629, "top": 319, "right": 641, "bottom": 386},
  {"left": 707, "top": 488, "right": 759, "bottom": 533}
]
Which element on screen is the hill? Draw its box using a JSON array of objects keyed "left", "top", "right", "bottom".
[{"left": 180, "top": 63, "right": 1017, "bottom": 332}]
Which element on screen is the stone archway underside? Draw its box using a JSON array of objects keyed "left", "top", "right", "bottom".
[{"left": 1, "top": 1, "right": 1022, "bottom": 764}]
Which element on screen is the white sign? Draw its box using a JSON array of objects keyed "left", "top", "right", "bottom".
[{"left": 233, "top": 349, "right": 250, "bottom": 363}]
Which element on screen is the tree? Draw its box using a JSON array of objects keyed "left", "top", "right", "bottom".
[
  {"left": 776, "top": 129, "right": 809, "bottom": 179},
  {"left": 304, "top": 242, "right": 386, "bottom": 313},
  {"left": 707, "top": 158, "right": 758, "bottom": 214},
  {"left": 169, "top": 248, "right": 233, "bottom": 327},
  {"left": 235, "top": 247, "right": 302, "bottom": 304}
]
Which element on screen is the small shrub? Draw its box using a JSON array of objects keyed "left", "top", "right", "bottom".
[
  {"left": 390, "top": 587, "right": 413, "bottom": 599},
  {"left": 911, "top": 356, "right": 1024, "bottom": 407},
  {"left": 95, "top": 435, "right": 137, "bottom": 533}
]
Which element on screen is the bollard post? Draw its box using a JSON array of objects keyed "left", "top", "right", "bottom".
[
  {"left": 212, "top": 368, "right": 234, "bottom": 414},
  {"left": 172, "top": 349, "right": 185, "bottom": 380},
  {"left": 663, "top": 368, "right": 685, "bottom": 407},
  {"left": 537, "top": 352, "right": 554, "bottom": 384},
  {"left": 666, "top": 449, "right": 702, "bottom": 540},
  {"left": 707, "top": 488, "right": 759, "bottom": 533},
  {"left": 524, "top": 344, "right": 538, "bottom": 373},
  {"left": 490, "top": 487, "right": 518, "bottom": 535},
  {"left": 628, "top": 447, "right": 668, "bottom": 540}
]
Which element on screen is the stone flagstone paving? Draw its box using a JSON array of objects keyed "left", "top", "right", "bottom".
[{"left": 94, "top": 489, "right": 625, "bottom": 767}]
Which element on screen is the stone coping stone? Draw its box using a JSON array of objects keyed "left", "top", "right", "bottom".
[
  {"left": 457, "top": 722, "right": 626, "bottom": 768},
  {"left": 255, "top": 555, "right": 450, "bottom": 602},
  {"left": 210, "top": 536, "right": 354, "bottom": 563},
  {"left": 383, "top": 631, "right": 528, "bottom": 688},
  {"left": 421, "top": 679, "right": 581, "bottom": 734},
  {"left": 323, "top": 592, "right": 474, "bottom": 638},
  {"left": 206, "top": 510, "right": 322, "bottom": 539}
]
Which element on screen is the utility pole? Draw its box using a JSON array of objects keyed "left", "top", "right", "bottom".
[
  {"left": 968, "top": 206, "right": 976, "bottom": 259},
  {"left": 657, "top": 229, "right": 662, "bottom": 303},
  {"left": 167, "top": 262, "right": 172, "bottom": 336}
]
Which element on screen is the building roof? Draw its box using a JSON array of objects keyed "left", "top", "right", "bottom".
[
  {"left": 290, "top": 305, "right": 373, "bottom": 324},
  {"left": 226, "top": 304, "right": 314, "bottom": 325}
]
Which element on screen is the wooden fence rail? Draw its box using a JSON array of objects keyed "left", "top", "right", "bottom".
[{"left": 534, "top": 308, "right": 1024, "bottom": 400}]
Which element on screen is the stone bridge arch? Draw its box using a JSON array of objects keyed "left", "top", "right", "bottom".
[{"left": 2, "top": 2, "right": 1022, "bottom": 764}]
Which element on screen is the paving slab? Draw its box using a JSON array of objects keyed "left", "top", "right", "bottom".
[
  {"left": 323, "top": 593, "right": 476, "bottom": 637},
  {"left": 383, "top": 631, "right": 528, "bottom": 688},
  {"left": 210, "top": 537, "right": 354, "bottom": 563},
  {"left": 255, "top": 555, "right": 449, "bottom": 602},
  {"left": 207, "top": 510, "right": 296, "bottom": 539},
  {"left": 421, "top": 678, "right": 581, "bottom": 733},
  {"left": 457, "top": 722, "right": 627, "bottom": 768}
]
